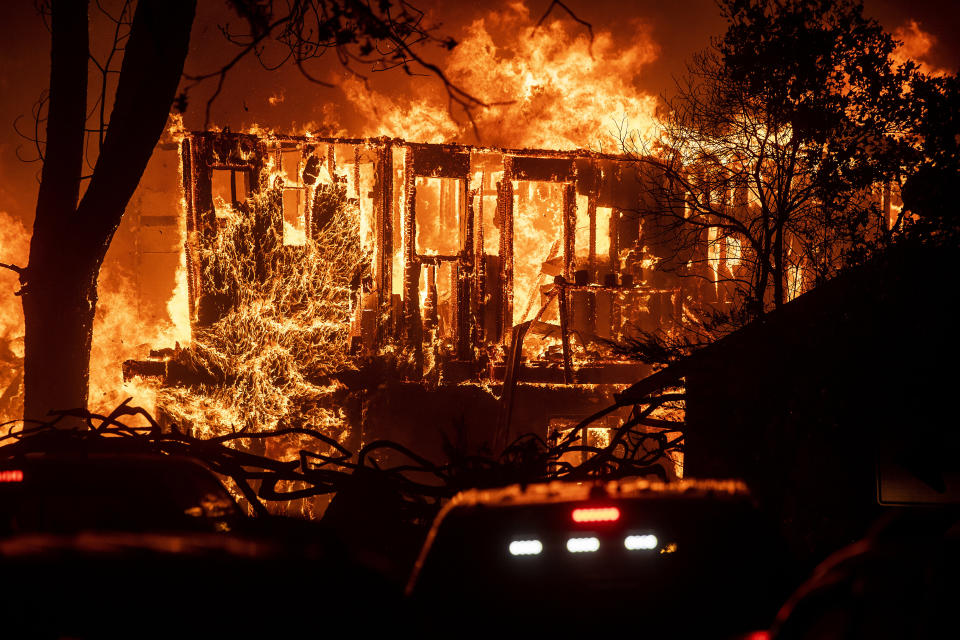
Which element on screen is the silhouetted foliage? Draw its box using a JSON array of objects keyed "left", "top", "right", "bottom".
[
  {"left": 618, "top": 0, "right": 957, "bottom": 363},
  {"left": 901, "top": 73, "right": 960, "bottom": 229},
  {"left": 622, "top": 0, "right": 917, "bottom": 317}
]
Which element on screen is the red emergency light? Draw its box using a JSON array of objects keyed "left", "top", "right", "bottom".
[
  {"left": 0, "top": 469, "right": 23, "bottom": 483},
  {"left": 571, "top": 506, "right": 620, "bottom": 523}
]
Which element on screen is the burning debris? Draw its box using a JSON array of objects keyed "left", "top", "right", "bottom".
[{"left": 155, "top": 179, "right": 363, "bottom": 439}]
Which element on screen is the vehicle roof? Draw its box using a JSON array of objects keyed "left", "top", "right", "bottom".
[
  {"left": 406, "top": 477, "right": 755, "bottom": 598},
  {"left": 446, "top": 477, "right": 750, "bottom": 510}
]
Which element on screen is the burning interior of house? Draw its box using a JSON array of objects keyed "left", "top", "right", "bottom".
[{"left": 114, "top": 130, "right": 738, "bottom": 475}]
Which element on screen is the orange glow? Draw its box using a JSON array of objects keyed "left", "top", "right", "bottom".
[{"left": 571, "top": 506, "right": 620, "bottom": 523}]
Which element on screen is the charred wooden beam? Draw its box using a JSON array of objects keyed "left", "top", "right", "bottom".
[
  {"left": 563, "top": 182, "right": 576, "bottom": 280},
  {"left": 609, "top": 209, "right": 621, "bottom": 338},
  {"left": 353, "top": 146, "right": 361, "bottom": 200},
  {"left": 189, "top": 136, "right": 217, "bottom": 327},
  {"left": 556, "top": 276, "right": 575, "bottom": 384},
  {"left": 122, "top": 359, "right": 167, "bottom": 380},
  {"left": 495, "top": 321, "right": 528, "bottom": 450},
  {"left": 511, "top": 156, "right": 576, "bottom": 182},
  {"left": 497, "top": 157, "right": 515, "bottom": 341},
  {"left": 587, "top": 195, "right": 597, "bottom": 274},
  {"left": 402, "top": 146, "right": 423, "bottom": 376},
  {"left": 586, "top": 194, "right": 598, "bottom": 332},
  {"left": 251, "top": 132, "right": 635, "bottom": 162},
  {"left": 374, "top": 142, "right": 394, "bottom": 348},
  {"left": 180, "top": 138, "right": 198, "bottom": 324},
  {"left": 190, "top": 136, "right": 215, "bottom": 242},
  {"left": 609, "top": 208, "right": 620, "bottom": 277},
  {"left": 408, "top": 144, "right": 470, "bottom": 179},
  {"left": 457, "top": 176, "right": 473, "bottom": 360},
  {"left": 424, "top": 264, "right": 438, "bottom": 334},
  {"left": 472, "top": 185, "right": 485, "bottom": 347}
]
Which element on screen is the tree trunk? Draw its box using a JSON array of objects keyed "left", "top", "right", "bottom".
[
  {"left": 22, "top": 250, "right": 99, "bottom": 421},
  {"left": 752, "top": 254, "right": 769, "bottom": 318},
  {"left": 772, "top": 215, "right": 785, "bottom": 309},
  {"left": 22, "top": 0, "right": 196, "bottom": 423},
  {"left": 22, "top": 0, "right": 90, "bottom": 423},
  {"left": 752, "top": 201, "right": 772, "bottom": 319}
]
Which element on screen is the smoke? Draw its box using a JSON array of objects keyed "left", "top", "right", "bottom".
[{"left": 893, "top": 19, "right": 949, "bottom": 76}]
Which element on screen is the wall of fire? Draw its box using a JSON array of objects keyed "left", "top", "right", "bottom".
[{"left": 179, "top": 132, "right": 718, "bottom": 386}]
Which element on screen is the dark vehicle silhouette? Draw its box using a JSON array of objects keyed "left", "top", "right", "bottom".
[
  {"left": 0, "top": 452, "right": 393, "bottom": 637},
  {"left": 0, "top": 454, "right": 242, "bottom": 536},
  {"left": 407, "top": 477, "right": 779, "bottom": 636},
  {"left": 772, "top": 510, "right": 960, "bottom": 640}
]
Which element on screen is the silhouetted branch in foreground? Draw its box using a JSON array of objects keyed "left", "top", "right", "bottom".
[{"left": 0, "top": 386, "right": 683, "bottom": 521}]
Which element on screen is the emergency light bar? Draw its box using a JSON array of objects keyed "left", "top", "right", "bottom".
[
  {"left": 624, "top": 534, "right": 658, "bottom": 550},
  {"left": 571, "top": 507, "right": 620, "bottom": 523},
  {"left": 0, "top": 469, "right": 23, "bottom": 483},
  {"left": 566, "top": 537, "right": 600, "bottom": 553},
  {"left": 509, "top": 540, "right": 543, "bottom": 556}
]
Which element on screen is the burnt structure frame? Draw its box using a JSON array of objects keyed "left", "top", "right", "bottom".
[{"left": 178, "top": 131, "right": 695, "bottom": 383}]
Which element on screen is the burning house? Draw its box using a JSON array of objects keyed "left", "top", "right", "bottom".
[
  {"left": 119, "top": 130, "right": 719, "bottom": 464},
  {"left": 114, "top": 121, "right": 901, "bottom": 481}
]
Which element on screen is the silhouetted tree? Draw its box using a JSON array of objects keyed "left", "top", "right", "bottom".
[
  {"left": 901, "top": 72, "right": 960, "bottom": 228},
  {"left": 622, "top": 0, "right": 921, "bottom": 322}
]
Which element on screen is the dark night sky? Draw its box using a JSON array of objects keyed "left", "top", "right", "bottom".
[{"left": 1, "top": 0, "right": 959, "bottom": 229}]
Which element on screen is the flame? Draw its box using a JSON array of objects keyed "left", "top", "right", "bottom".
[
  {"left": 166, "top": 112, "right": 187, "bottom": 143},
  {"left": 0, "top": 211, "right": 28, "bottom": 426},
  {"left": 513, "top": 181, "right": 563, "bottom": 325},
  {"left": 445, "top": 2, "right": 659, "bottom": 149},
  {"left": 88, "top": 125, "right": 191, "bottom": 421},
  {"left": 88, "top": 270, "right": 172, "bottom": 418},
  {"left": 341, "top": 0, "right": 660, "bottom": 150},
  {"left": 0, "top": 151, "right": 189, "bottom": 425},
  {"left": 88, "top": 230, "right": 188, "bottom": 420},
  {"left": 341, "top": 76, "right": 460, "bottom": 143}
]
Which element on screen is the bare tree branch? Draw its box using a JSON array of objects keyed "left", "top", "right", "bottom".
[{"left": 182, "top": 0, "right": 488, "bottom": 134}]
